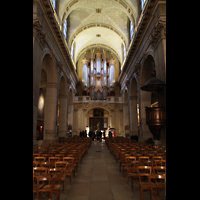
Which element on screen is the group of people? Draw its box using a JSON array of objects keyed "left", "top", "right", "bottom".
[
  {"left": 79, "top": 130, "right": 87, "bottom": 137},
  {"left": 91, "top": 130, "right": 105, "bottom": 141},
  {"left": 79, "top": 129, "right": 106, "bottom": 141}
]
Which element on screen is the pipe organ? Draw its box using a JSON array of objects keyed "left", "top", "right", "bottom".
[{"left": 81, "top": 49, "right": 116, "bottom": 100}]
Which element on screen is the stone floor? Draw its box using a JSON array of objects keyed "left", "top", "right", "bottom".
[{"left": 35, "top": 140, "right": 164, "bottom": 200}]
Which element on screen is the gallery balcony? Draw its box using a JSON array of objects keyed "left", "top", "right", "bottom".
[{"left": 74, "top": 96, "right": 123, "bottom": 103}]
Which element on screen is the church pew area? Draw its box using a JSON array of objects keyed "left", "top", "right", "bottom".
[
  {"left": 33, "top": 136, "right": 91, "bottom": 199},
  {"left": 105, "top": 137, "right": 166, "bottom": 200}
]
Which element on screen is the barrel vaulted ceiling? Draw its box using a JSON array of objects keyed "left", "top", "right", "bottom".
[{"left": 57, "top": 0, "right": 142, "bottom": 63}]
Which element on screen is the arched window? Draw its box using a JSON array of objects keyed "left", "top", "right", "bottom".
[
  {"left": 123, "top": 44, "right": 126, "bottom": 60},
  {"left": 130, "top": 20, "right": 133, "bottom": 42},
  {"left": 51, "top": 0, "right": 56, "bottom": 11},
  {"left": 141, "top": 0, "right": 146, "bottom": 11},
  {"left": 71, "top": 43, "right": 74, "bottom": 60},
  {"left": 63, "top": 19, "right": 67, "bottom": 39}
]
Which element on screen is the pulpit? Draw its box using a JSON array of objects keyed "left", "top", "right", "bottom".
[{"left": 141, "top": 70, "right": 166, "bottom": 140}]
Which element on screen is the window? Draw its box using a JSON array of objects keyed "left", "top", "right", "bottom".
[
  {"left": 123, "top": 44, "right": 126, "bottom": 60},
  {"left": 51, "top": 0, "right": 56, "bottom": 11},
  {"left": 141, "top": 0, "right": 146, "bottom": 11},
  {"left": 63, "top": 19, "right": 67, "bottom": 39},
  {"left": 130, "top": 20, "right": 133, "bottom": 42},
  {"left": 71, "top": 43, "right": 74, "bottom": 60}
]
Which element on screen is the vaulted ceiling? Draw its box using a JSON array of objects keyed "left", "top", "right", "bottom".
[{"left": 57, "top": 0, "right": 142, "bottom": 64}]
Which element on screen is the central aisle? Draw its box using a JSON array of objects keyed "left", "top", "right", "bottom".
[{"left": 62, "top": 140, "right": 141, "bottom": 200}]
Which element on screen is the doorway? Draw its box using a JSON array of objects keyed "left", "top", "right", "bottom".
[{"left": 89, "top": 118, "right": 104, "bottom": 132}]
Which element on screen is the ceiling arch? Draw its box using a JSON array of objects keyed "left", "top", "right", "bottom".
[
  {"left": 76, "top": 43, "right": 121, "bottom": 63},
  {"left": 57, "top": 0, "right": 142, "bottom": 65},
  {"left": 74, "top": 26, "right": 123, "bottom": 63}
]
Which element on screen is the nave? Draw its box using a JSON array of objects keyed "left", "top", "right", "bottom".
[{"left": 33, "top": 138, "right": 165, "bottom": 200}]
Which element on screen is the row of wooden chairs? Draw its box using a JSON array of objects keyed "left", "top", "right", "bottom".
[
  {"left": 106, "top": 138, "right": 166, "bottom": 200},
  {"left": 33, "top": 137, "right": 91, "bottom": 199}
]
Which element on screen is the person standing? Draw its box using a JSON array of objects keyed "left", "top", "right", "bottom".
[{"left": 97, "top": 123, "right": 100, "bottom": 141}]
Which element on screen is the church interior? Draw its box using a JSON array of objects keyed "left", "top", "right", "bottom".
[{"left": 33, "top": 0, "right": 166, "bottom": 199}]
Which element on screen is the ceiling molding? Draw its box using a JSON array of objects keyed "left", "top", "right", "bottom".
[
  {"left": 76, "top": 44, "right": 121, "bottom": 64},
  {"left": 69, "top": 23, "right": 127, "bottom": 49}
]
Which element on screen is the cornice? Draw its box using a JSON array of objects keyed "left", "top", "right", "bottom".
[{"left": 41, "top": 0, "right": 79, "bottom": 83}]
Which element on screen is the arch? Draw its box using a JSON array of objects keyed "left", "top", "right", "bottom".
[
  {"left": 129, "top": 76, "right": 137, "bottom": 97},
  {"left": 42, "top": 54, "right": 57, "bottom": 84},
  {"left": 139, "top": 54, "right": 155, "bottom": 140},
  {"left": 140, "top": 55, "right": 155, "bottom": 86},
  {"left": 76, "top": 44, "right": 121, "bottom": 64},
  {"left": 85, "top": 105, "right": 111, "bottom": 116},
  {"left": 69, "top": 23, "right": 127, "bottom": 52},
  {"left": 60, "top": 0, "right": 137, "bottom": 30}
]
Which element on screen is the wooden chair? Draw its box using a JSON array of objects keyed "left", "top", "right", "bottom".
[
  {"left": 35, "top": 176, "right": 55, "bottom": 200},
  {"left": 67, "top": 151, "right": 79, "bottom": 172},
  {"left": 139, "top": 156, "right": 149, "bottom": 163},
  {"left": 55, "top": 161, "right": 68, "bottom": 193},
  {"left": 120, "top": 153, "right": 130, "bottom": 173},
  {"left": 152, "top": 156, "right": 163, "bottom": 166},
  {"left": 33, "top": 153, "right": 40, "bottom": 160},
  {"left": 55, "top": 154, "right": 65, "bottom": 160},
  {"left": 33, "top": 167, "right": 48, "bottom": 180},
  {"left": 48, "top": 157, "right": 60, "bottom": 162},
  {"left": 148, "top": 174, "right": 165, "bottom": 200},
  {"left": 141, "top": 160, "right": 154, "bottom": 167},
  {"left": 153, "top": 166, "right": 166, "bottom": 175},
  {"left": 123, "top": 156, "right": 136, "bottom": 176},
  {"left": 66, "top": 154, "right": 78, "bottom": 174},
  {"left": 47, "top": 168, "right": 63, "bottom": 200},
  {"left": 127, "top": 160, "right": 140, "bottom": 191},
  {"left": 155, "top": 160, "right": 166, "bottom": 167},
  {"left": 133, "top": 153, "right": 142, "bottom": 160},
  {"left": 33, "top": 161, "right": 39, "bottom": 167},
  {"left": 63, "top": 157, "right": 74, "bottom": 184},
  {"left": 33, "top": 167, "right": 48, "bottom": 196},
  {"left": 40, "top": 162, "right": 55, "bottom": 168},
  {"left": 137, "top": 166, "right": 153, "bottom": 200},
  {"left": 34, "top": 157, "right": 46, "bottom": 162}
]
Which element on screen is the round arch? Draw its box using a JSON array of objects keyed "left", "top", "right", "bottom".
[
  {"left": 140, "top": 55, "right": 155, "bottom": 86},
  {"left": 42, "top": 53, "right": 57, "bottom": 84},
  {"left": 85, "top": 105, "right": 111, "bottom": 116}
]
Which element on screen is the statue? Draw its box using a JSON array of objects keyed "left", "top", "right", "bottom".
[{"left": 97, "top": 122, "right": 100, "bottom": 132}]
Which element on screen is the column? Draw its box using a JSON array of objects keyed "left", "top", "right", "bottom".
[
  {"left": 58, "top": 94, "right": 68, "bottom": 138},
  {"left": 129, "top": 95, "right": 138, "bottom": 136},
  {"left": 82, "top": 108, "right": 87, "bottom": 132},
  {"left": 114, "top": 107, "right": 120, "bottom": 136},
  {"left": 73, "top": 108, "right": 78, "bottom": 135},
  {"left": 68, "top": 99, "right": 74, "bottom": 135},
  {"left": 123, "top": 102, "right": 129, "bottom": 137},
  {"left": 33, "top": 19, "right": 43, "bottom": 145},
  {"left": 43, "top": 83, "right": 58, "bottom": 143},
  {"left": 140, "top": 90, "right": 152, "bottom": 141}
]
